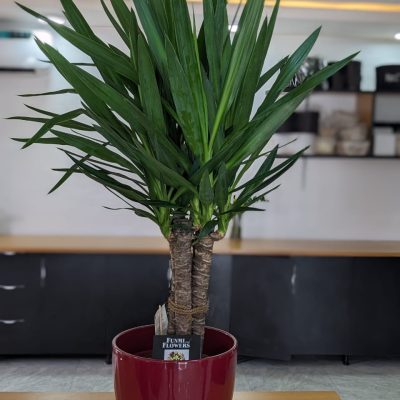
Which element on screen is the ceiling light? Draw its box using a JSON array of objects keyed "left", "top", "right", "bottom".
[
  {"left": 38, "top": 15, "right": 66, "bottom": 25},
  {"left": 395, "top": 33, "right": 400, "bottom": 40},
  {"left": 188, "top": 0, "right": 400, "bottom": 13},
  {"left": 228, "top": 24, "right": 238, "bottom": 33},
  {"left": 48, "top": 16, "right": 65, "bottom": 24},
  {"left": 33, "top": 30, "right": 53, "bottom": 45}
]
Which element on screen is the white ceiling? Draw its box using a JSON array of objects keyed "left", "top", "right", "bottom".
[{"left": 0, "top": 0, "right": 400, "bottom": 41}]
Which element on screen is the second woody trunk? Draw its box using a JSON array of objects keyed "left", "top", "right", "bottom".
[{"left": 167, "top": 221, "right": 214, "bottom": 336}]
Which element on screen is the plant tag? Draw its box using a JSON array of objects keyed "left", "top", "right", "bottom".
[
  {"left": 154, "top": 305, "right": 168, "bottom": 335},
  {"left": 152, "top": 335, "right": 202, "bottom": 360}
]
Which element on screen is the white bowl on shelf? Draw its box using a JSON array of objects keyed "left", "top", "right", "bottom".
[{"left": 337, "top": 140, "right": 370, "bottom": 156}]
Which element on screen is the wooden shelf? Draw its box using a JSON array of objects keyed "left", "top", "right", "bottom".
[
  {"left": 0, "top": 392, "right": 341, "bottom": 400},
  {"left": 375, "top": 91, "right": 400, "bottom": 95},
  {"left": 373, "top": 122, "right": 400, "bottom": 128},
  {"left": 278, "top": 155, "right": 400, "bottom": 160},
  {"left": 312, "top": 90, "right": 374, "bottom": 95},
  {"left": 312, "top": 90, "right": 400, "bottom": 95},
  {"left": 1, "top": 236, "right": 400, "bottom": 257}
]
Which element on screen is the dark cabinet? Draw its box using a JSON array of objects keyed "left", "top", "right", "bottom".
[
  {"left": 348, "top": 258, "right": 400, "bottom": 356},
  {"left": 0, "top": 252, "right": 234, "bottom": 355},
  {"left": 0, "top": 254, "right": 43, "bottom": 354},
  {"left": 104, "top": 254, "right": 169, "bottom": 347},
  {"left": 230, "top": 256, "right": 294, "bottom": 360},
  {"left": 0, "top": 253, "right": 171, "bottom": 355},
  {"left": 229, "top": 256, "right": 400, "bottom": 359},
  {"left": 206, "top": 255, "right": 233, "bottom": 332},
  {"left": 291, "top": 257, "right": 353, "bottom": 355},
  {"left": 1, "top": 252, "right": 400, "bottom": 358},
  {"left": 38, "top": 255, "right": 107, "bottom": 354}
]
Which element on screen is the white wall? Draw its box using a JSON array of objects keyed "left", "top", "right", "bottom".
[
  {"left": 1, "top": 27, "right": 400, "bottom": 240},
  {"left": 0, "top": 29, "right": 161, "bottom": 236},
  {"left": 243, "top": 158, "right": 400, "bottom": 240}
]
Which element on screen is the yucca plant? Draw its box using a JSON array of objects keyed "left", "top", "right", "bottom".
[{"left": 13, "top": 0, "right": 355, "bottom": 337}]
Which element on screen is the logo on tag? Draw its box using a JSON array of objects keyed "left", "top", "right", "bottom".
[{"left": 152, "top": 335, "right": 202, "bottom": 360}]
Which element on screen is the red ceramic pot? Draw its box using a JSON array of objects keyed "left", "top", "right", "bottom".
[{"left": 113, "top": 325, "right": 237, "bottom": 400}]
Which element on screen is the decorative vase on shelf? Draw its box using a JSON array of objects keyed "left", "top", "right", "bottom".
[{"left": 230, "top": 214, "right": 242, "bottom": 240}]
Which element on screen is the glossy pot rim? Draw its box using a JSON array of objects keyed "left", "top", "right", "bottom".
[{"left": 112, "top": 324, "right": 237, "bottom": 365}]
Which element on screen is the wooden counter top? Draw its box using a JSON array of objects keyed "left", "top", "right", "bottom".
[
  {"left": 0, "top": 392, "right": 341, "bottom": 400},
  {"left": 0, "top": 235, "right": 400, "bottom": 257}
]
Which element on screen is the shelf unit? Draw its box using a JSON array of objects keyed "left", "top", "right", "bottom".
[
  {"left": 371, "top": 90, "right": 400, "bottom": 157},
  {"left": 309, "top": 89, "right": 375, "bottom": 129},
  {"left": 374, "top": 122, "right": 400, "bottom": 127},
  {"left": 294, "top": 89, "right": 399, "bottom": 159},
  {"left": 277, "top": 154, "right": 400, "bottom": 160}
]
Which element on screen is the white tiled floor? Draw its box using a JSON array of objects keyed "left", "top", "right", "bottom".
[{"left": 0, "top": 357, "right": 399, "bottom": 400}]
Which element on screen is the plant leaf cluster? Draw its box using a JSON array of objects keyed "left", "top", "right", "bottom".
[{"left": 13, "top": 0, "right": 356, "bottom": 238}]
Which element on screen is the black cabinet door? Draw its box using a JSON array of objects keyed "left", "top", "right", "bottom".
[
  {"left": 291, "top": 257, "right": 353, "bottom": 355},
  {"left": 349, "top": 257, "right": 400, "bottom": 356},
  {"left": 0, "top": 254, "right": 42, "bottom": 354},
  {"left": 206, "top": 255, "right": 232, "bottom": 331},
  {"left": 104, "top": 254, "right": 169, "bottom": 348},
  {"left": 39, "top": 254, "right": 107, "bottom": 354},
  {"left": 230, "top": 256, "right": 294, "bottom": 360}
]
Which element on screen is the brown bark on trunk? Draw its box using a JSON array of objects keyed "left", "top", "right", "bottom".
[
  {"left": 191, "top": 235, "right": 214, "bottom": 336},
  {"left": 166, "top": 258, "right": 175, "bottom": 335},
  {"left": 167, "top": 219, "right": 193, "bottom": 335}
]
